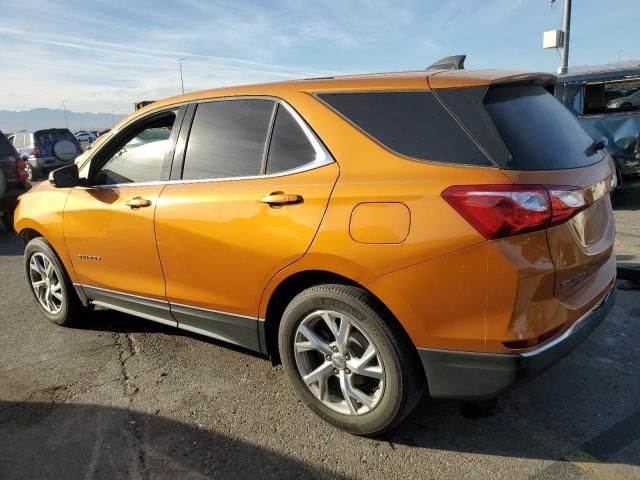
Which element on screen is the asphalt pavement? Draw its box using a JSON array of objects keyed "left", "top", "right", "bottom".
[{"left": 0, "top": 192, "right": 639, "bottom": 479}]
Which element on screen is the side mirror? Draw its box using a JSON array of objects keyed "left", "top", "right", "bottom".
[{"left": 49, "top": 164, "right": 79, "bottom": 188}]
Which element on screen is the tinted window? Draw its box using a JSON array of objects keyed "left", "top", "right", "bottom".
[
  {"left": 484, "top": 86, "right": 602, "bottom": 170},
  {"left": 0, "top": 134, "right": 15, "bottom": 156},
  {"left": 35, "top": 129, "right": 75, "bottom": 144},
  {"left": 94, "top": 114, "right": 175, "bottom": 185},
  {"left": 183, "top": 99, "right": 274, "bottom": 180},
  {"left": 317, "top": 91, "right": 491, "bottom": 166},
  {"left": 266, "top": 106, "right": 317, "bottom": 174}
]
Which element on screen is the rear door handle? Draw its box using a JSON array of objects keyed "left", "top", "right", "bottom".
[
  {"left": 125, "top": 196, "right": 152, "bottom": 209},
  {"left": 260, "top": 192, "right": 304, "bottom": 206}
]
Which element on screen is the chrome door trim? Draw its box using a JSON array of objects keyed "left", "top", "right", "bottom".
[
  {"left": 80, "top": 96, "right": 335, "bottom": 190},
  {"left": 81, "top": 284, "right": 177, "bottom": 327}
]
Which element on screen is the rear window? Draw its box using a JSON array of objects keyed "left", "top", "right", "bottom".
[
  {"left": 484, "top": 86, "right": 602, "bottom": 170},
  {"left": 0, "top": 134, "right": 15, "bottom": 156},
  {"left": 35, "top": 129, "right": 76, "bottom": 144},
  {"left": 317, "top": 91, "right": 492, "bottom": 166}
]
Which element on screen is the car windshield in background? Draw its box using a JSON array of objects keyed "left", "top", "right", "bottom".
[
  {"left": 484, "top": 85, "right": 603, "bottom": 170},
  {"left": 35, "top": 129, "right": 76, "bottom": 144},
  {"left": 583, "top": 78, "right": 640, "bottom": 114},
  {"left": 0, "top": 134, "right": 15, "bottom": 155}
]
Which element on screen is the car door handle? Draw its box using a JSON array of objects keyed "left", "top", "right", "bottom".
[
  {"left": 125, "top": 196, "right": 152, "bottom": 209},
  {"left": 260, "top": 192, "right": 304, "bottom": 206}
]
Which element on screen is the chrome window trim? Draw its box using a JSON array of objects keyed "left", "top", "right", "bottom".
[{"left": 82, "top": 96, "right": 334, "bottom": 190}]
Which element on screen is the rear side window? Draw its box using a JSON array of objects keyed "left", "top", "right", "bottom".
[
  {"left": 266, "top": 106, "right": 317, "bottom": 174},
  {"left": 183, "top": 99, "right": 274, "bottom": 180},
  {"left": 35, "top": 129, "right": 76, "bottom": 144},
  {"left": 317, "top": 91, "right": 492, "bottom": 166},
  {"left": 0, "top": 134, "right": 15, "bottom": 155},
  {"left": 484, "top": 86, "right": 602, "bottom": 170}
]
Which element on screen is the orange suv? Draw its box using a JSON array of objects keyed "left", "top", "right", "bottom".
[{"left": 15, "top": 67, "right": 617, "bottom": 435}]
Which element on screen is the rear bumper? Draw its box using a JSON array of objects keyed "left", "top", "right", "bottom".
[{"left": 418, "top": 283, "right": 616, "bottom": 399}]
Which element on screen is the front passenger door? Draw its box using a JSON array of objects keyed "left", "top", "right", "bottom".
[{"left": 63, "top": 108, "right": 184, "bottom": 325}]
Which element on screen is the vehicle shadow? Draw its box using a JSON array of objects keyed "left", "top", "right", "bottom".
[
  {"left": 0, "top": 235, "right": 23, "bottom": 256},
  {"left": 79, "top": 308, "right": 267, "bottom": 360},
  {"left": 0, "top": 401, "right": 347, "bottom": 480},
  {"left": 80, "top": 301, "right": 640, "bottom": 473},
  {"left": 612, "top": 184, "right": 640, "bottom": 211}
]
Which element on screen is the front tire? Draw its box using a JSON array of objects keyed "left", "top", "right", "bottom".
[
  {"left": 24, "top": 237, "right": 85, "bottom": 326},
  {"left": 279, "top": 284, "right": 424, "bottom": 436}
]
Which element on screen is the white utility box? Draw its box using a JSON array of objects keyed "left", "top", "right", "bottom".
[{"left": 543, "top": 29, "right": 564, "bottom": 49}]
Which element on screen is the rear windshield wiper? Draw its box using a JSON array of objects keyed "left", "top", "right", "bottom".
[{"left": 585, "top": 136, "right": 608, "bottom": 156}]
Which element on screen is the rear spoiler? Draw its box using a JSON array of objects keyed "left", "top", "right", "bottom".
[{"left": 490, "top": 73, "right": 557, "bottom": 88}]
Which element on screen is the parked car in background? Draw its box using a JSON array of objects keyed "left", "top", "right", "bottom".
[
  {"left": 555, "top": 60, "right": 640, "bottom": 185},
  {"left": 9, "top": 129, "right": 82, "bottom": 181},
  {"left": 76, "top": 132, "right": 96, "bottom": 144},
  {"left": 0, "top": 131, "right": 29, "bottom": 231},
  {"left": 15, "top": 64, "right": 617, "bottom": 435}
]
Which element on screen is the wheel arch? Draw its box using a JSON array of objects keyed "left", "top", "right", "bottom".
[
  {"left": 18, "top": 227, "right": 44, "bottom": 244},
  {"left": 263, "top": 269, "right": 418, "bottom": 367}
]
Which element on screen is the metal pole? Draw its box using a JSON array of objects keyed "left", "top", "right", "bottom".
[
  {"left": 62, "top": 101, "right": 69, "bottom": 130},
  {"left": 178, "top": 58, "right": 185, "bottom": 94},
  {"left": 558, "top": 0, "right": 571, "bottom": 74}
]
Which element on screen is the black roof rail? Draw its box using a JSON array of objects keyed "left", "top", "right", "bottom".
[{"left": 426, "top": 55, "right": 466, "bottom": 71}]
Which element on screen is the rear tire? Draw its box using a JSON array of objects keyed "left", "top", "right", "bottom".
[
  {"left": 26, "top": 163, "right": 38, "bottom": 182},
  {"left": 24, "top": 237, "right": 85, "bottom": 326},
  {"left": 279, "top": 284, "right": 425, "bottom": 436}
]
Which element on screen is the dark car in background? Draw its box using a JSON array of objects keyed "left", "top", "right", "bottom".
[
  {"left": 0, "top": 131, "right": 29, "bottom": 231},
  {"left": 8, "top": 129, "right": 82, "bottom": 181},
  {"left": 555, "top": 60, "right": 640, "bottom": 186}
]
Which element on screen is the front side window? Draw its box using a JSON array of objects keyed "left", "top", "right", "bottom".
[
  {"left": 182, "top": 99, "right": 274, "bottom": 180},
  {"left": 93, "top": 113, "right": 175, "bottom": 185},
  {"left": 265, "top": 106, "right": 317, "bottom": 174}
]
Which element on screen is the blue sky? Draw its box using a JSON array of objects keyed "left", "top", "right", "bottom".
[{"left": 0, "top": 0, "right": 638, "bottom": 113}]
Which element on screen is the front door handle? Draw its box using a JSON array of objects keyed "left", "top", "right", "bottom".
[
  {"left": 260, "top": 192, "right": 304, "bottom": 206},
  {"left": 125, "top": 196, "right": 152, "bottom": 209}
]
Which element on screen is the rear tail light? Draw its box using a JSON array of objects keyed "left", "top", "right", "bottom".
[
  {"left": 15, "top": 156, "right": 29, "bottom": 183},
  {"left": 32, "top": 144, "right": 41, "bottom": 158},
  {"left": 442, "top": 184, "right": 587, "bottom": 240}
]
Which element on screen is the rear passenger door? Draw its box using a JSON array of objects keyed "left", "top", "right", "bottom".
[{"left": 154, "top": 98, "right": 339, "bottom": 350}]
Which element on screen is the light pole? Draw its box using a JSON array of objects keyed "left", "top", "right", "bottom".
[
  {"left": 558, "top": 0, "right": 572, "bottom": 75},
  {"left": 62, "top": 101, "right": 69, "bottom": 130},
  {"left": 178, "top": 58, "right": 186, "bottom": 94}
]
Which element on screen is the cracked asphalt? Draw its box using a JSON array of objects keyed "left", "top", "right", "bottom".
[{"left": 0, "top": 191, "right": 639, "bottom": 479}]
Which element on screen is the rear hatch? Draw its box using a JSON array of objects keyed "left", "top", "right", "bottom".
[
  {"left": 34, "top": 129, "right": 81, "bottom": 163},
  {"left": 431, "top": 73, "right": 616, "bottom": 301}
]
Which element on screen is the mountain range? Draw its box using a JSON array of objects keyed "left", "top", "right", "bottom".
[{"left": 0, "top": 108, "right": 128, "bottom": 133}]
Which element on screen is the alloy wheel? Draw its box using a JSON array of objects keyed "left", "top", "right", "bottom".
[
  {"left": 29, "top": 252, "right": 64, "bottom": 314},
  {"left": 293, "top": 309, "right": 385, "bottom": 415}
]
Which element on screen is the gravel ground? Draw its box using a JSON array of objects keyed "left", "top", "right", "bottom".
[{"left": 0, "top": 191, "right": 638, "bottom": 480}]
